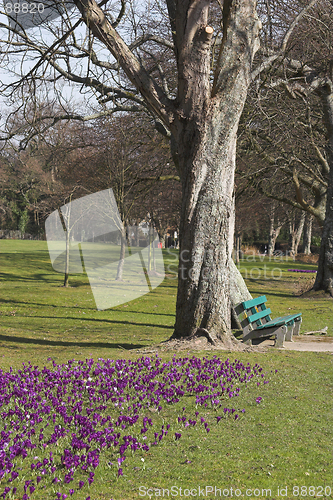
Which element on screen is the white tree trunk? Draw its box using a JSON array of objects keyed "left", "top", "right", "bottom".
[{"left": 302, "top": 214, "right": 313, "bottom": 254}]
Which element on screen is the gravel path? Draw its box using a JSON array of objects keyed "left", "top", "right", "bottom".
[{"left": 254, "top": 336, "right": 333, "bottom": 352}]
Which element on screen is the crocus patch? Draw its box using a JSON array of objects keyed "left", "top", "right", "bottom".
[{"left": 0, "top": 355, "right": 274, "bottom": 499}]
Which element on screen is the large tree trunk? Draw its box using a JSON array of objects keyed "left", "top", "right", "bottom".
[
  {"left": 302, "top": 214, "right": 313, "bottom": 255},
  {"left": 234, "top": 232, "right": 242, "bottom": 265},
  {"left": 173, "top": 125, "right": 237, "bottom": 341},
  {"left": 230, "top": 259, "right": 252, "bottom": 329},
  {"left": 170, "top": 1, "right": 260, "bottom": 343},
  {"left": 173, "top": 106, "right": 254, "bottom": 341},
  {"left": 314, "top": 88, "right": 333, "bottom": 296}
]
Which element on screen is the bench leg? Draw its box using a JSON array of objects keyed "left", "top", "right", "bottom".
[
  {"left": 274, "top": 325, "right": 287, "bottom": 348},
  {"left": 242, "top": 331, "right": 253, "bottom": 346},
  {"left": 285, "top": 323, "right": 294, "bottom": 342},
  {"left": 293, "top": 317, "right": 302, "bottom": 336}
]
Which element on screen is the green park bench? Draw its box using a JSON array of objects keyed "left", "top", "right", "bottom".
[{"left": 235, "top": 295, "right": 302, "bottom": 348}]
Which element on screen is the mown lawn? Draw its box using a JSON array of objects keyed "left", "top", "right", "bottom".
[{"left": 0, "top": 241, "right": 332, "bottom": 500}]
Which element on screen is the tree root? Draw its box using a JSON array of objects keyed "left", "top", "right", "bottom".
[{"left": 137, "top": 330, "right": 267, "bottom": 354}]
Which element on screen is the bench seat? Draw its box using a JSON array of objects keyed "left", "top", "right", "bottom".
[{"left": 255, "top": 313, "right": 301, "bottom": 329}]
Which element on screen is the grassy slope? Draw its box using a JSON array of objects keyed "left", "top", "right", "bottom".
[{"left": 0, "top": 241, "right": 332, "bottom": 500}]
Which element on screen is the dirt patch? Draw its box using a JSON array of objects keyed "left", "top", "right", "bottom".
[
  {"left": 136, "top": 332, "right": 268, "bottom": 354},
  {"left": 136, "top": 332, "right": 333, "bottom": 355},
  {"left": 299, "top": 288, "right": 333, "bottom": 299},
  {"left": 295, "top": 254, "right": 319, "bottom": 265},
  {"left": 292, "top": 275, "right": 316, "bottom": 296}
]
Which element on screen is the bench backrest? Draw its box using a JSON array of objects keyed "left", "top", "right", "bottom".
[{"left": 234, "top": 295, "right": 272, "bottom": 332}]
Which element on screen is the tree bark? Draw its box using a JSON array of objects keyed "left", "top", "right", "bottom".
[
  {"left": 314, "top": 87, "right": 333, "bottom": 296},
  {"left": 302, "top": 214, "right": 313, "bottom": 255},
  {"left": 169, "top": 2, "right": 261, "bottom": 343},
  {"left": 234, "top": 232, "right": 242, "bottom": 265},
  {"left": 230, "top": 259, "right": 252, "bottom": 330},
  {"left": 173, "top": 123, "right": 237, "bottom": 341},
  {"left": 268, "top": 226, "right": 282, "bottom": 256},
  {"left": 172, "top": 89, "right": 259, "bottom": 341}
]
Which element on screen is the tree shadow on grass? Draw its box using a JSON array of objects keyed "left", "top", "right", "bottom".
[
  {"left": 0, "top": 298, "right": 94, "bottom": 310},
  {"left": 0, "top": 272, "right": 58, "bottom": 283},
  {"left": 0, "top": 298, "right": 176, "bottom": 318},
  {"left": 0, "top": 334, "right": 145, "bottom": 350},
  {"left": 246, "top": 280, "right": 294, "bottom": 298},
  {"left": 117, "top": 309, "right": 175, "bottom": 318},
  {"left": 29, "top": 315, "right": 175, "bottom": 330},
  {"left": 0, "top": 272, "right": 90, "bottom": 287}
]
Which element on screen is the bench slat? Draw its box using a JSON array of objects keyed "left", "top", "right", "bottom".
[
  {"left": 242, "top": 295, "right": 267, "bottom": 310},
  {"left": 247, "top": 308, "right": 272, "bottom": 324},
  {"left": 256, "top": 313, "right": 302, "bottom": 330}
]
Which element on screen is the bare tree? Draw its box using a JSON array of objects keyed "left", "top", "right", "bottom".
[
  {"left": 302, "top": 214, "right": 314, "bottom": 255},
  {"left": 241, "top": 0, "right": 333, "bottom": 294},
  {"left": 287, "top": 209, "right": 305, "bottom": 257},
  {"left": 266, "top": 203, "right": 286, "bottom": 257},
  {"left": 0, "top": 0, "right": 317, "bottom": 341}
]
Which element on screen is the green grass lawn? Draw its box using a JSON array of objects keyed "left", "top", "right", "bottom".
[{"left": 0, "top": 241, "right": 332, "bottom": 500}]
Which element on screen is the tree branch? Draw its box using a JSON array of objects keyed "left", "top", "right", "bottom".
[
  {"left": 72, "top": 0, "right": 176, "bottom": 129},
  {"left": 251, "top": 0, "right": 320, "bottom": 81},
  {"left": 212, "top": 1, "right": 261, "bottom": 97},
  {"left": 255, "top": 181, "right": 323, "bottom": 223},
  {"left": 129, "top": 34, "right": 174, "bottom": 53},
  {"left": 0, "top": 108, "right": 142, "bottom": 149}
]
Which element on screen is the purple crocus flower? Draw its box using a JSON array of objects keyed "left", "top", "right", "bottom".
[{"left": 0, "top": 355, "right": 274, "bottom": 495}]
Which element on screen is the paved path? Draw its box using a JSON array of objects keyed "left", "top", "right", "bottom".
[{"left": 253, "top": 336, "right": 333, "bottom": 352}]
